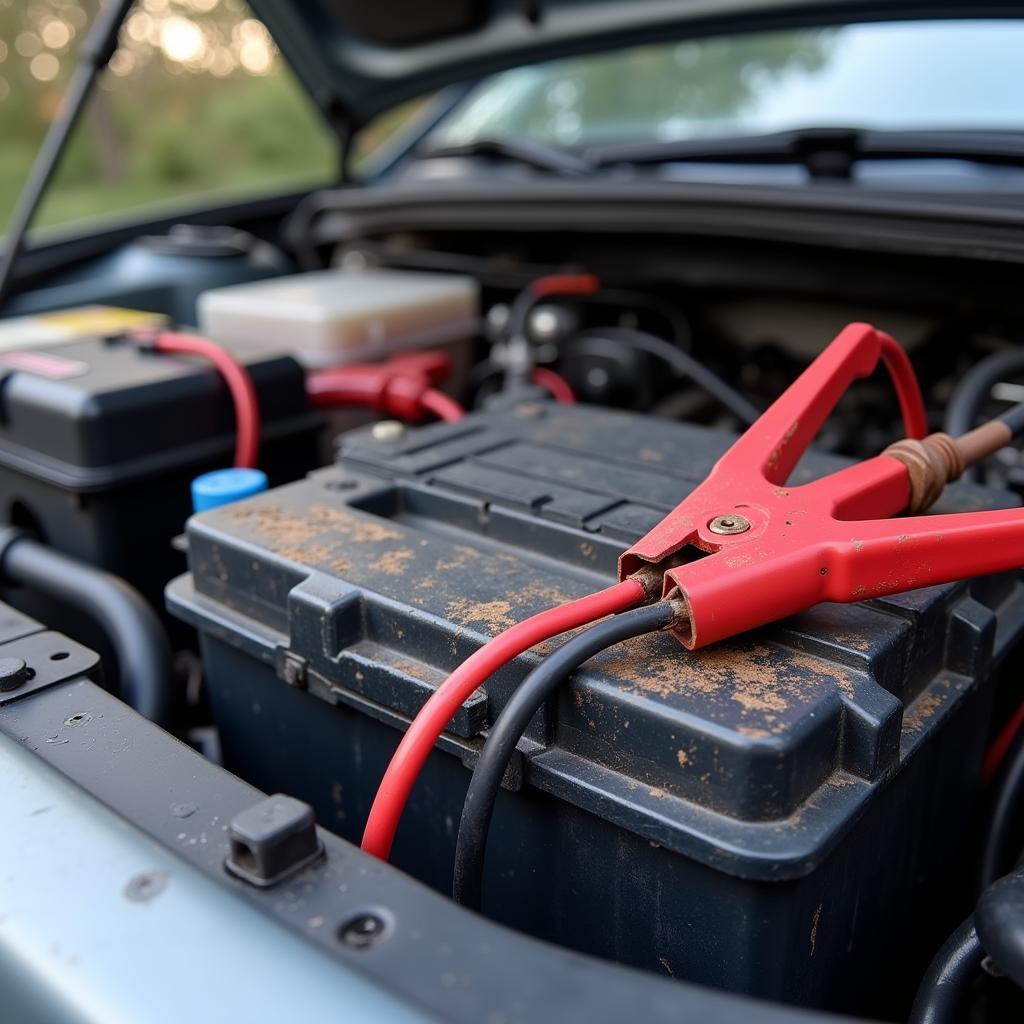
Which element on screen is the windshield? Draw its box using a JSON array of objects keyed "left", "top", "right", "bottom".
[{"left": 431, "top": 21, "right": 1024, "bottom": 149}]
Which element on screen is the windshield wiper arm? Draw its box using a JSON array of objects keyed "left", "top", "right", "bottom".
[
  {"left": 415, "top": 137, "right": 595, "bottom": 177},
  {"left": 587, "top": 128, "right": 1024, "bottom": 180}
]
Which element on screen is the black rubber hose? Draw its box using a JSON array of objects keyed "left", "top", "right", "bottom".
[
  {"left": 573, "top": 327, "right": 760, "bottom": 425},
  {"left": 980, "top": 722, "right": 1024, "bottom": 892},
  {"left": 452, "top": 600, "right": 678, "bottom": 910},
  {"left": 908, "top": 915, "right": 984, "bottom": 1024},
  {"left": 1000, "top": 399, "right": 1024, "bottom": 439},
  {"left": 977, "top": 867, "right": 1024, "bottom": 990},
  {"left": 945, "top": 349, "right": 1024, "bottom": 482},
  {"left": 0, "top": 529, "right": 176, "bottom": 727}
]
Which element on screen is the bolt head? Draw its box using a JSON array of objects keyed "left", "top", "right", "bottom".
[
  {"left": 0, "top": 657, "right": 31, "bottom": 693},
  {"left": 708, "top": 513, "right": 751, "bottom": 536},
  {"left": 339, "top": 912, "right": 388, "bottom": 949}
]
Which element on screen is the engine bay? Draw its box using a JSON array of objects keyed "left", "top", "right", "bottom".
[{"left": 2, "top": 189, "right": 1024, "bottom": 1023}]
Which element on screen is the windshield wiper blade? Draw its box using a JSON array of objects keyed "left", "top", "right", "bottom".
[
  {"left": 587, "top": 128, "right": 1024, "bottom": 179},
  {"left": 415, "top": 137, "right": 595, "bottom": 177}
]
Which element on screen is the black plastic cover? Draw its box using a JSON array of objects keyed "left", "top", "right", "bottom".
[{"left": 0, "top": 336, "right": 318, "bottom": 492}]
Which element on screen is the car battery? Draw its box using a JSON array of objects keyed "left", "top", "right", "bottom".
[
  {"left": 168, "top": 401, "right": 1024, "bottom": 1014},
  {"left": 0, "top": 333, "right": 322, "bottom": 634}
]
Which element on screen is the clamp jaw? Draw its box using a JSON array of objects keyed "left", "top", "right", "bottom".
[{"left": 620, "top": 323, "right": 1024, "bottom": 649}]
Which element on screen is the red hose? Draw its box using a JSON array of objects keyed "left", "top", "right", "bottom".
[
  {"left": 983, "top": 701, "right": 1024, "bottom": 785},
  {"left": 307, "top": 355, "right": 464, "bottom": 423},
  {"left": 138, "top": 330, "right": 260, "bottom": 468},
  {"left": 360, "top": 577, "right": 646, "bottom": 859},
  {"left": 308, "top": 380, "right": 382, "bottom": 407},
  {"left": 419, "top": 387, "right": 466, "bottom": 422},
  {"left": 529, "top": 272, "right": 601, "bottom": 300},
  {"left": 878, "top": 333, "right": 928, "bottom": 440},
  {"left": 532, "top": 367, "right": 575, "bottom": 405}
]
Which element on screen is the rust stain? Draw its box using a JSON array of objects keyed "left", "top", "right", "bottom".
[
  {"left": 676, "top": 749, "right": 690, "bottom": 767},
  {"left": 832, "top": 632, "right": 872, "bottom": 653},
  {"left": 579, "top": 541, "right": 597, "bottom": 561},
  {"left": 376, "top": 548, "right": 414, "bottom": 576},
  {"left": 599, "top": 639, "right": 857, "bottom": 725},
  {"left": 516, "top": 580, "right": 574, "bottom": 608},
  {"left": 435, "top": 545, "right": 483, "bottom": 572},
  {"left": 736, "top": 725, "right": 771, "bottom": 739},
  {"left": 903, "top": 692, "right": 942, "bottom": 732},
  {"left": 789, "top": 653, "right": 855, "bottom": 698},
  {"left": 648, "top": 787, "right": 666, "bottom": 800},
  {"left": 228, "top": 502, "right": 403, "bottom": 569},
  {"left": 272, "top": 542, "right": 336, "bottom": 567},
  {"left": 638, "top": 448, "right": 663, "bottom": 463},
  {"left": 732, "top": 688, "right": 787, "bottom": 713},
  {"left": 446, "top": 597, "right": 516, "bottom": 634},
  {"left": 309, "top": 504, "right": 403, "bottom": 543},
  {"left": 382, "top": 656, "right": 442, "bottom": 685}
]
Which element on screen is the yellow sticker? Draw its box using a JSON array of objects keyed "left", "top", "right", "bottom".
[{"left": 34, "top": 306, "right": 168, "bottom": 334}]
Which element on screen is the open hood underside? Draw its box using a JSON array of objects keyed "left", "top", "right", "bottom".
[{"left": 246, "top": 0, "right": 1017, "bottom": 132}]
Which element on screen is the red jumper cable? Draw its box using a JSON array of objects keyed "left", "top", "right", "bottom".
[
  {"left": 619, "top": 322, "right": 1024, "bottom": 648},
  {"left": 364, "top": 321, "right": 1024, "bottom": 859},
  {"left": 360, "top": 577, "right": 648, "bottom": 859}
]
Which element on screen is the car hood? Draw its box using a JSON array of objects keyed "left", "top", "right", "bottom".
[{"left": 247, "top": 0, "right": 964, "bottom": 132}]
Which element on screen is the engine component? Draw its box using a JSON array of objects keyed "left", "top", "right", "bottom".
[
  {"left": 169, "top": 398, "right": 1024, "bottom": 1015},
  {"left": 945, "top": 347, "right": 1024, "bottom": 484},
  {"left": 307, "top": 351, "right": 466, "bottom": 423},
  {"left": 0, "top": 331, "right": 320, "bottom": 628},
  {"left": 0, "top": 528, "right": 176, "bottom": 726},
  {"left": 197, "top": 267, "right": 479, "bottom": 370}
]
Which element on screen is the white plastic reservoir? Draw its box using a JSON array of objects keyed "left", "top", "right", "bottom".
[{"left": 197, "top": 268, "right": 479, "bottom": 368}]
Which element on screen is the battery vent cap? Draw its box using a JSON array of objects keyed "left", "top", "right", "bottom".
[{"left": 191, "top": 467, "right": 267, "bottom": 513}]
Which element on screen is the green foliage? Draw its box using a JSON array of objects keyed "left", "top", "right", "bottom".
[
  {"left": 442, "top": 29, "right": 838, "bottom": 147},
  {"left": 0, "top": 1, "right": 335, "bottom": 233}
]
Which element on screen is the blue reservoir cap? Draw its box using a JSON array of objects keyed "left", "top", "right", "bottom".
[{"left": 192, "top": 468, "right": 268, "bottom": 513}]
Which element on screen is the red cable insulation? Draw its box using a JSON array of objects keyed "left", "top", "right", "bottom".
[
  {"left": 307, "top": 379, "right": 465, "bottom": 423},
  {"left": 531, "top": 367, "right": 576, "bottom": 405},
  {"left": 307, "top": 381, "right": 379, "bottom": 406},
  {"left": 878, "top": 333, "right": 928, "bottom": 440},
  {"left": 529, "top": 273, "right": 601, "bottom": 300},
  {"left": 142, "top": 331, "right": 260, "bottom": 469},
  {"left": 983, "top": 701, "right": 1024, "bottom": 786},
  {"left": 361, "top": 577, "right": 647, "bottom": 859},
  {"left": 419, "top": 387, "right": 466, "bottom": 422}
]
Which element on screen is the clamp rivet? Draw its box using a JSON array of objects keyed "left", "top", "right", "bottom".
[{"left": 709, "top": 514, "right": 751, "bottom": 535}]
